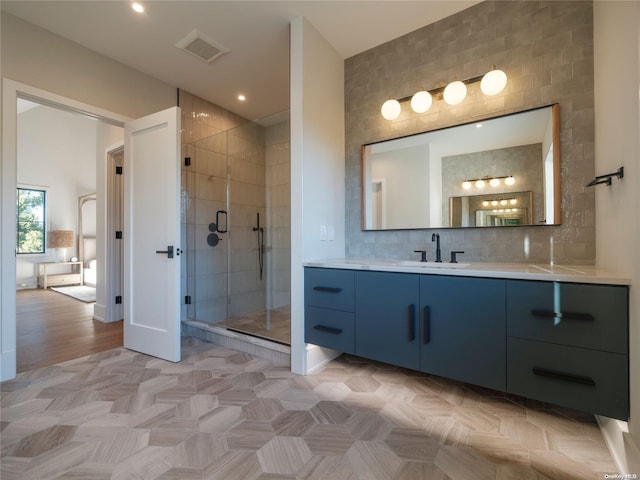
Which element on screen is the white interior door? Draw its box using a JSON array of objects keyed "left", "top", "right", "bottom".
[{"left": 123, "top": 107, "right": 181, "bottom": 362}]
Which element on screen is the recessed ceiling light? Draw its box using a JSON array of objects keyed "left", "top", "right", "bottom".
[
  {"left": 132, "top": 2, "right": 144, "bottom": 13},
  {"left": 238, "top": 94, "right": 246, "bottom": 102},
  {"left": 476, "top": 123, "right": 483, "bottom": 128}
]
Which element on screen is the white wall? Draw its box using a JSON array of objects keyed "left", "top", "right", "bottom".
[
  {"left": 2, "top": 10, "right": 173, "bottom": 379},
  {"left": 371, "top": 146, "right": 430, "bottom": 229},
  {"left": 94, "top": 124, "right": 125, "bottom": 322},
  {"left": 1, "top": 13, "right": 175, "bottom": 119},
  {"left": 290, "top": 17, "right": 345, "bottom": 374},
  {"left": 593, "top": 0, "right": 640, "bottom": 472},
  {"left": 16, "top": 104, "right": 98, "bottom": 287}
]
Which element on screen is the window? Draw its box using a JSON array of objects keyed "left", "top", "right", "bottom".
[{"left": 16, "top": 187, "right": 46, "bottom": 254}]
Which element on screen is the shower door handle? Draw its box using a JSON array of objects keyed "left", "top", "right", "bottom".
[
  {"left": 155, "top": 246, "right": 174, "bottom": 259},
  {"left": 216, "top": 210, "right": 227, "bottom": 233}
]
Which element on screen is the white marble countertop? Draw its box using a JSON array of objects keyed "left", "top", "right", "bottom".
[{"left": 303, "top": 258, "right": 631, "bottom": 285}]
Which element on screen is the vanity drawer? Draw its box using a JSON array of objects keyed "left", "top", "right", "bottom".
[
  {"left": 304, "top": 268, "right": 355, "bottom": 312},
  {"left": 305, "top": 306, "right": 355, "bottom": 354},
  {"left": 506, "top": 280, "right": 628, "bottom": 354},
  {"left": 507, "top": 338, "right": 628, "bottom": 420}
]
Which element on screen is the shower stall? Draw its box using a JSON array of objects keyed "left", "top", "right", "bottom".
[{"left": 182, "top": 119, "right": 291, "bottom": 345}]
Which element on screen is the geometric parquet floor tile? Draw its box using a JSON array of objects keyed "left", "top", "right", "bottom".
[{"left": 1, "top": 337, "right": 618, "bottom": 479}]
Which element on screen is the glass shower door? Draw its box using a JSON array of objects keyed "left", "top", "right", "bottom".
[{"left": 191, "top": 131, "right": 229, "bottom": 324}]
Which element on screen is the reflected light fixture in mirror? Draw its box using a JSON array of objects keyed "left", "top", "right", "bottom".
[
  {"left": 380, "top": 66, "right": 507, "bottom": 119},
  {"left": 462, "top": 175, "right": 515, "bottom": 189}
]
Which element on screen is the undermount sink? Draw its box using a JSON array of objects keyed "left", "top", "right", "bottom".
[{"left": 398, "top": 261, "right": 470, "bottom": 269}]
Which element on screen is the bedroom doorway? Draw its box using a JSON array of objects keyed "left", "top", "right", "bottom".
[{"left": 14, "top": 97, "right": 124, "bottom": 372}]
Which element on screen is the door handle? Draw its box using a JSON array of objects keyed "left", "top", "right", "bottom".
[
  {"left": 215, "top": 210, "right": 227, "bottom": 233},
  {"left": 155, "top": 246, "right": 174, "bottom": 258}
]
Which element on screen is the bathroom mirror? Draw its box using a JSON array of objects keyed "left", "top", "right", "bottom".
[{"left": 361, "top": 104, "right": 560, "bottom": 230}]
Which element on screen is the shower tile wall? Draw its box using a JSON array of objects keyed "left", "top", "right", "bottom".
[{"left": 265, "top": 119, "right": 291, "bottom": 310}]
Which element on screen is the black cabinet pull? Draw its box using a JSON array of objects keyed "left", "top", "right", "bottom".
[
  {"left": 531, "top": 309, "right": 594, "bottom": 321},
  {"left": 423, "top": 306, "right": 430, "bottom": 344},
  {"left": 532, "top": 367, "right": 596, "bottom": 386},
  {"left": 408, "top": 304, "right": 416, "bottom": 342},
  {"left": 313, "top": 325, "right": 342, "bottom": 335},
  {"left": 313, "top": 286, "right": 342, "bottom": 293}
]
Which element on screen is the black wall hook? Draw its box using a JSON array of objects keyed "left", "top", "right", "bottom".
[{"left": 586, "top": 167, "right": 624, "bottom": 187}]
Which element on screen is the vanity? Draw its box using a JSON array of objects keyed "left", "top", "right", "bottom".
[{"left": 304, "top": 260, "right": 630, "bottom": 420}]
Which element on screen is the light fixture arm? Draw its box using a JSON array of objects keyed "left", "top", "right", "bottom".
[
  {"left": 381, "top": 66, "right": 507, "bottom": 120},
  {"left": 395, "top": 74, "right": 484, "bottom": 104}
]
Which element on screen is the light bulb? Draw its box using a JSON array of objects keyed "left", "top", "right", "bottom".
[
  {"left": 443, "top": 80, "right": 467, "bottom": 105},
  {"left": 493, "top": 209, "right": 498, "bottom": 213},
  {"left": 510, "top": 199, "right": 517, "bottom": 205},
  {"left": 381, "top": 99, "right": 401, "bottom": 120},
  {"left": 475, "top": 179, "right": 485, "bottom": 189},
  {"left": 481, "top": 68, "right": 508, "bottom": 96},
  {"left": 410, "top": 90, "right": 432, "bottom": 113},
  {"left": 505, "top": 176, "right": 515, "bottom": 186},
  {"left": 506, "top": 208, "right": 512, "bottom": 212},
  {"left": 489, "top": 178, "right": 500, "bottom": 187},
  {"left": 462, "top": 181, "right": 471, "bottom": 190},
  {"left": 483, "top": 201, "right": 489, "bottom": 207},
  {"left": 491, "top": 200, "right": 498, "bottom": 206},
  {"left": 500, "top": 199, "right": 508, "bottom": 205},
  {"left": 132, "top": 2, "right": 144, "bottom": 13}
]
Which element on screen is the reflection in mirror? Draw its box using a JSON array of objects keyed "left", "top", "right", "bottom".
[
  {"left": 450, "top": 191, "right": 533, "bottom": 227},
  {"left": 361, "top": 104, "right": 560, "bottom": 230}
]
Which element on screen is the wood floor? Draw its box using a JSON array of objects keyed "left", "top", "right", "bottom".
[
  {"left": 0, "top": 337, "right": 618, "bottom": 480},
  {"left": 16, "top": 289, "right": 123, "bottom": 373}
]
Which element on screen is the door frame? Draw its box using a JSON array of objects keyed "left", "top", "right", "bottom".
[{"left": 1, "top": 79, "right": 130, "bottom": 381}]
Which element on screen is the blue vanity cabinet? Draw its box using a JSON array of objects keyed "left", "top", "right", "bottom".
[
  {"left": 506, "top": 280, "right": 629, "bottom": 420},
  {"left": 355, "top": 271, "right": 420, "bottom": 370},
  {"left": 304, "top": 268, "right": 356, "bottom": 354},
  {"left": 419, "top": 276, "right": 506, "bottom": 391}
]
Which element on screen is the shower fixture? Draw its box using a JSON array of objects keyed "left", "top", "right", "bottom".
[{"left": 253, "top": 212, "right": 265, "bottom": 281}]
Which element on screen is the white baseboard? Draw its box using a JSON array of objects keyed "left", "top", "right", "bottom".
[
  {"left": 305, "top": 344, "right": 341, "bottom": 374},
  {"left": 92, "top": 302, "right": 106, "bottom": 323},
  {"left": 596, "top": 415, "right": 640, "bottom": 474},
  {"left": 1, "top": 349, "right": 16, "bottom": 381}
]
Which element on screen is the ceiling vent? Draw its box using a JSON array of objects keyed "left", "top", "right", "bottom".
[{"left": 176, "top": 29, "right": 229, "bottom": 64}]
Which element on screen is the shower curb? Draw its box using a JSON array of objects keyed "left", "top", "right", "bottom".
[{"left": 182, "top": 320, "right": 291, "bottom": 367}]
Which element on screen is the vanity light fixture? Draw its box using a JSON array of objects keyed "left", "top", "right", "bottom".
[
  {"left": 380, "top": 66, "right": 508, "bottom": 120},
  {"left": 461, "top": 175, "right": 515, "bottom": 190},
  {"left": 410, "top": 90, "right": 433, "bottom": 113},
  {"left": 443, "top": 79, "right": 467, "bottom": 105},
  {"left": 480, "top": 66, "right": 508, "bottom": 96},
  {"left": 381, "top": 98, "right": 402, "bottom": 120},
  {"left": 482, "top": 198, "right": 518, "bottom": 208}
]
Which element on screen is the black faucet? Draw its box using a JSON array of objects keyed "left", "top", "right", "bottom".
[
  {"left": 450, "top": 251, "right": 465, "bottom": 263},
  {"left": 413, "top": 250, "right": 427, "bottom": 262},
  {"left": 432, "top": 233, "right": 442, "bottom": 262}
]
